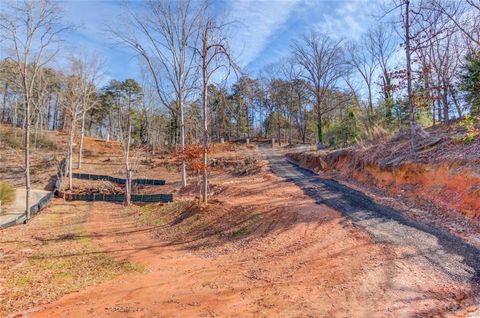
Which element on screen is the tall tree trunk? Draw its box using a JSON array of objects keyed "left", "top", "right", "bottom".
[
  {"left": 404, "top": 0, "right": 416, "bottom": 150},
  {"left": 316, "top": 100, "right": 323, "bottom": 146},
  {"left": 107, "top": 111, "right": 112, "bottom": 141},
  {"left": 442, "top": 85, "right": 449, "bottom": 122},
  {"left": 2, "top": 82, "right": 8, "bottom": 122},
  {"left": 317, "top": 118, "right": 322, "bottom": 145},
  {"left": 145, "top": 117, "right": 150, "bottom": 161},
  {"left": 170, "top": 112, "right": 176, "bottom": 146},
  {"left": 236, "top": 112, "right": 240, "bottom": 138},
  {"left": 13, "top": 98, "right": 17, "bottom": 128},
  {"left": 288, "top": 92, "right": 293, "bottom": 145},
  {"left": 277, "top": 109, "right": 281, "bottom": 146},
  {"left": 179, "top": 97, "right": 187, "bottom": 188},
  {"left": 53, "top": 94, "right": 58, "bottom": 130},
  {"left": 367, "top": 85, "right": 373, "bottom": 124},
  {"left": 24, "top": 96, "right": 31, "bottom": 219},
  {"left": 42, "top": 95, "right": 52, "bottom": 133},
  {"left": 124, "top": 123, "right": 132, "bottom": 206},
  {"left": 432, "top": 97, "right": 436, "bottom": 127},
  {"left": 77, "top": 112, "right": 86, "bottom": 169},
  {"left": 449, "top": 87, "right": 462, "bottom": 119},
  {"left": 436, "top": 95, "right": 443, "bottom": 122},
  {"left": 245, "top": 102, "right": 250, "bottom": 139},
  {"left": 298, "top": 93, "right": 307, "bottom": 143},
  {"left": 220, "top": 95, "right": 226, "bottom": 142},
  {"left": 422, "top": 66, "right": 434, "bottom": 126},
  {"left": 288, "top": 112, "right": 293, "bottom": 145},
  {"left": 67, "top": 121, "right": 75, "bottom": 190},
  {"left": 201, "top": 51, "right": 208, "bottom": 204},
  {"left": 61, "top": 110, "right": 66, "bottom": 132},
  {"left": 124, "top": 94, "right": 133, "bottom": 206},
  {"left": 47, "top": 93, "right": 53, "bottom": 130},
  {"left": 383, "top": 75, "right": 393, "bottom": 125},
  {"left": 33, "top": 113, "right": 39, "bottom": 150}
]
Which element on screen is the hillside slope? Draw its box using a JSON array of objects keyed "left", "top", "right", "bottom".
[{"left": 288, "top": 123, "right": 480, "bottom": 219}]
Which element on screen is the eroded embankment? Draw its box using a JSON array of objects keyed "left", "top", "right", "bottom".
[{"left": 287, "top": 149, "right": 480, "bottom": 219}]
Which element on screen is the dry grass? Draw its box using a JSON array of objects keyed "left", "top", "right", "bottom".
[
  {"left": 0, "top": 201, "right": 142, "bottom": 316},
  {"left": 135, "top": 199, "right": 260, "bottom": 249},
  {"left": 0, "top": 126, "right": 58, "bottom": 151},
  {"left": 0, "top": 180, "right": 15, "bottom": 205},
  {"left": 304, "top": 121, "right": 480, "bottom": 168}
]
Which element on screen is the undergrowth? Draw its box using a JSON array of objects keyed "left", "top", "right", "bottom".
[
  {"left": 462, "top": 115, "right": 480, "bottom": 144},
  {"left": 0, "top": 127, "right": 57, "bottom": 150}
]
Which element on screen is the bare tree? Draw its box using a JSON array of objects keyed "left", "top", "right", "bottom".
[
  {"left": 416, "top": 3, "right": 468, "bottom": 122},
  {"left": 118, "top": 80, "right": 142, "bottom": 206},
  {"left": 292, "top": 79, "right": 311, "bottom": 143},
  {"left": 291, "top": 31, "right": 347, "bottom": 147},
  {"left": 431, "top": 0, "right": 480, "bottom": 48},
  {"left": 345, "top": 33, "right": 379, "bottom": 123},
  {"left": 0, "top": 0, "right": 65, "bottom": 219},
  {"left": 196, "top": 17, "right": 238, "bottom": 204},
  {"left": 30, "top": 67, "right": 54, "bottom": 147},
  {"left": 387, "top": 0, "right": 447, "bottom": 149},
  {"left": 367, "top": 24, "right": 397, "bottom": 124},
  {"left": 401, "top": 0, "right": 417, "bottom": 149},
  {"left": 280, "top": 58, "right": 302, "bottom": 145},
  {"left": 260, "top": 64, "right": 283, "bottom": 145},
  {"left": 62, "top": 59, "right": 87, "bottom": 190},
  {"left": 111, "top": 0, "right": 205, "bottom": 189},
  {"left": 61, "top": 56, "right": 102, "bottom": 190},
  {"left": 76, "top": 55, "right": 103, "bottom": 169},
  {"left": 102, "top": 79, "right": 143, "bottom": 205},
  {"left": 230, "top": 76, "right": 261, "bottom": 139},
  {"left": 138, "top": 72, "right": 159, "bottom": 161}
]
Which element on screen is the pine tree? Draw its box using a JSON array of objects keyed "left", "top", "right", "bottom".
[{"left": 461, "top": 51, "right": 480, "bottom": 116}]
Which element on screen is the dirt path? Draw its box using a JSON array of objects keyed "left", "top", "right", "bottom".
[{"left": 23, "top": 148, "right": 480, "bottom": 317}]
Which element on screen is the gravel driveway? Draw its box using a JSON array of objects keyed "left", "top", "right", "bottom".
[{"left": 262, "top": 147, "right": 480, "bottom": 288}]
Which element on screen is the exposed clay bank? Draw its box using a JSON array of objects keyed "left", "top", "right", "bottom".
[{"left": 288, "top": 150, "right": 480, "bottom": 219}]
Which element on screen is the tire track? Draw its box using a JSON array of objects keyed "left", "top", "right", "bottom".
[{"left": 262, "top": 146, "right": 480, "bottom": 288}]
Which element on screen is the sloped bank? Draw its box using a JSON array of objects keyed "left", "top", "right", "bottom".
[{"left": 287, "top": 146, "right": 480, "bottom": 219}]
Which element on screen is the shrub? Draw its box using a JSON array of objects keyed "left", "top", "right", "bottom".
[
  {"left": 0, "top": 181, "right": 15, "bottom": 206},
  {"left": 463, "top": 115, "right": 480, "bottom": 145},
  {"left": 0, "top": 128, "right": 23, "bottom": 149},
  {"left": 461, "top": 51, "right": 480, "bottom": 116},
  {"left": 34, "top": 133, "right": 58, "bottom": 150}
]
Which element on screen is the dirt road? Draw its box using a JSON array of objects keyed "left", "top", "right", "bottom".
[
  {"left": 263, "top": 146, "right": 480, "bottom": 286},
  {"left": 23, "top": 147, "right": 480, "bottom": 317}
]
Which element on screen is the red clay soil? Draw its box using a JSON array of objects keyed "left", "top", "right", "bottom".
[
  {"left": 23, "top": 163, "right": 478, "bottom": 317},
  {"left": 355, "top": 162, "right": 480, "bottom": 218},
  {"left": 289, "top": 150, "right": 480, "bottom": 219},
  {"left": 287, "top": 122, "right": 480, "bottom": 220},
  {"left": 81, "top": 137, "right": 122, "bottom": 156}
]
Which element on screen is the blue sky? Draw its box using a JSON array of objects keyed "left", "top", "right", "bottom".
[{"left": 60, "top": 0, "right": 380, "bottom": 84}]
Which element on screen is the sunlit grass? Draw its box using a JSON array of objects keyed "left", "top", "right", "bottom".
[
  {"left": 0, "top": 180, "right": 15, "bottom": 205},
  {"left": 0, "top": 202, "right": 143, "bottom": 316},
  {"left": 138, "top": 201, "right": 192, "bottom": 226}
]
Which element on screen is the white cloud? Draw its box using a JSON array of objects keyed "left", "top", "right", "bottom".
[
  {"left": 315, "top": 0, "right": 375, "bottom": 40},
  {"left": 226, "top": 0, "right": 301, "bottom": 67}
]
